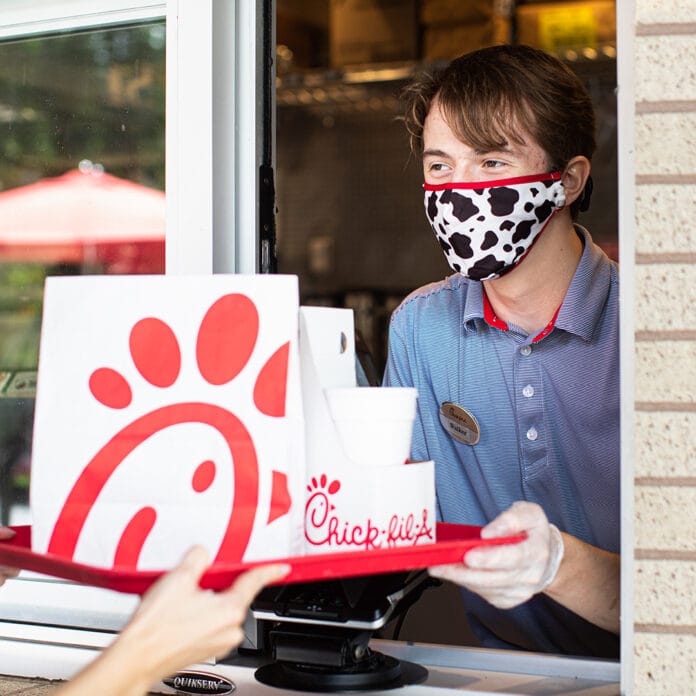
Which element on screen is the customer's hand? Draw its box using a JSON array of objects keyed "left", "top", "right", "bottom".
[
  {"left": 428, "top": 502, "right": 563, "bottom": 609},
  {"left": 122, "top": 546, "right": 290, "bottom": 679},
  {"left": 0, "top": 527, "right": 20, "bottom": 586},
  {"left": 56, "top": 547, "right": 290, "bottom": 696}
]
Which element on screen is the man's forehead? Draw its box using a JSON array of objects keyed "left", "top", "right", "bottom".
[{"left": 431, "top": 99, "right": 524, "bottom": 137}]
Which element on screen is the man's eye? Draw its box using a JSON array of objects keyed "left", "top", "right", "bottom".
[{"left": 483, "top": 160, "right": 505, "bottom": 168}]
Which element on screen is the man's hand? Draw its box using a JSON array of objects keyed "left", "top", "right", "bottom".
[{"left": 428, "top": 502, "right": 563, "bottom": 609}]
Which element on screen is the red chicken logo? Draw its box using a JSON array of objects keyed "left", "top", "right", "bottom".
[{"left": 47, "top": 293, "right": 292, "bottom": 569}]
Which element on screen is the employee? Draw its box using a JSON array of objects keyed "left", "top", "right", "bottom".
[{"left": 384, "top": 44, "right": 619, "bottom": 657}]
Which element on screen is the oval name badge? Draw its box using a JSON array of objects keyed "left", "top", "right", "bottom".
[{"left": 439, "top": 402, "right": 480, "bottom": 445}]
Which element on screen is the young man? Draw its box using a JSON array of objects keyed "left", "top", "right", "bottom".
[{"left": 384, "top": 44, "right": 620, "bottom": 657}]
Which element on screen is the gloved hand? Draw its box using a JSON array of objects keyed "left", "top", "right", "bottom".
[{"left": 428, "top": 501, "right": 564, "bottom": 609}]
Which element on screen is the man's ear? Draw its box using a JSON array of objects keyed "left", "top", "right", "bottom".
[{"left": 561, "top": 156, "right": 591, "bottom": 207}]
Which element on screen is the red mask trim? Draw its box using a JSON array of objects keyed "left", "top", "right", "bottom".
[{"left": 424, "top": 171, "right": 561, "bottom": 191}]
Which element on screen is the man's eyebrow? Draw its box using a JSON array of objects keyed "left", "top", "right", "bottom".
[
  {"left": 423, "top": 146, "right": 518, "bottom": 158},
  {"left": 474, "top": 146, "right": 514, "bottom": 156},
  {"left": 422, "top": 148, "right": 450, "bottom": 158}
]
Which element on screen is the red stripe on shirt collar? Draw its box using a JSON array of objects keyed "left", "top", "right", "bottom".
[
  {"left": 482, "top": 290, "right": 561, "bottom": 343},
  {"left": 482, "top": 289, "right": 509, "bottom": 331}
]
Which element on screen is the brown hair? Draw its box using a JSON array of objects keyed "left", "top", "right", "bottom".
[{"left": 401, "top": 44, "right": 596, "bottom": 217}]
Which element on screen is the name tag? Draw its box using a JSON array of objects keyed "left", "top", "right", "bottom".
[{"left": 439, "top": 402, "right": 480, "bottom": 445}]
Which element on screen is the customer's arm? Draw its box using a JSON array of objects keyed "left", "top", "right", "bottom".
[
  {"left": 0, "top": 527, "right": 20, "bottom": 586},
  {"left": 429, "top": 502, "right": 620, "bottom": 634},
  {"left": 56, "top": 547, "right": 289, "bottom": 696}
]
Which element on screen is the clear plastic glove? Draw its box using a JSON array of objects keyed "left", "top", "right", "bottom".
[
  {"left": 428, "top": 501, "right": 564, "bottom": 609},
  {"left": 0, "top": 527, "right": 19, "bottom": 586}
]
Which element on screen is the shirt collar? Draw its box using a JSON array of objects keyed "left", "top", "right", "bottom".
[{"left": 555, "top": 225, "right": 615, "bottom": 341}]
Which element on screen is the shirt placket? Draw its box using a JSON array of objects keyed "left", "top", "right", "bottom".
[{"left": 514, "top": 338, "right": 547, "bottom": 487}]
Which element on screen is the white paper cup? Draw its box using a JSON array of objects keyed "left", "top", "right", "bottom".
[{"left": 325, "top": 386, "right": 418, "bottom": 466}]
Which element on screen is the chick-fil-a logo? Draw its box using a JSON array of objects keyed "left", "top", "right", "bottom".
[
  {"left": 47, "top": 293, "right": 293, "bottom": 569},
  {"left": 304, "top": 474, "right": 434, "bottom": 551}
]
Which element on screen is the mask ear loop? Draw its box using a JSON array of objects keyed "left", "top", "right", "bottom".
[{"left": 578, "top": 175, "right": 593, "bottom": 212}]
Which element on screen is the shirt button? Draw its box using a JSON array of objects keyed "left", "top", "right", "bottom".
[
  {"left": 522, "top": 385, "right": 535, "bottom": 398},
  {"left": 526, "top": 427, "right": 538, "bottom": 441},
  {"left": 520, "top": 345, "right": 532, "bottom": 356}
]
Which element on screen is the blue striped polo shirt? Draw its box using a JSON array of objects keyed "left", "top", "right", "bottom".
[{"left": 384, "top": 226, "right": 620, "bottom": 657}]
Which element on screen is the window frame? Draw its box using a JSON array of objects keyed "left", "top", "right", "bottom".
[
  {"left": 0, "top": 0, "right": 165, "bottom": 38},
  {"left": 616, "top": 0, "right": 636, "bottom": 691}
]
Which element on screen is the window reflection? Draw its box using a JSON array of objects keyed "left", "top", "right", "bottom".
[{"left": 0, "top": 23, "right": 165, "bottom": 527}]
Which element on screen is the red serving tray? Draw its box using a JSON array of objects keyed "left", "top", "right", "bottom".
[{"left": 0, "top": 524, "right": 524, "bottom": 595}]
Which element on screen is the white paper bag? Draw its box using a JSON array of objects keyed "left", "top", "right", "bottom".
[{"left": 31, "top": 274, "right": 305, "bottom": 570}]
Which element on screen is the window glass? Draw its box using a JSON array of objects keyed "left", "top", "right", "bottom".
[{"left": 0, "top": 22, "right": 165, "bottom": 528}]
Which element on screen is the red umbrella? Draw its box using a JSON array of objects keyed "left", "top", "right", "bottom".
[{"left": 0, "top": 167, "right": 165, "bottom": 273}]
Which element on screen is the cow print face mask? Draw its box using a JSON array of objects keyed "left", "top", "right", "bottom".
[{"left": 423, "top": 172, "right": 566, "bottom": 281}]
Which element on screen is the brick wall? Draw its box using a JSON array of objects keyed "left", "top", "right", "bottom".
[{"left": 632, "top": 0, "right": 696, "bottom": 691}]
